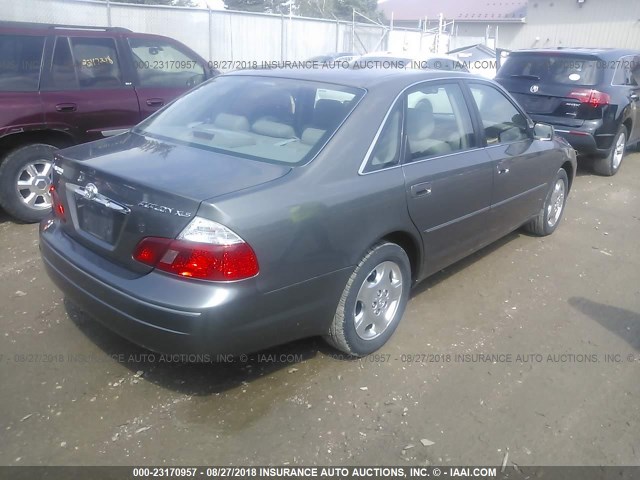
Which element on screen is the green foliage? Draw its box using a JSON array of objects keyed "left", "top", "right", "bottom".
[
  {"left": 223, "top": 0, "right": 290, "bottom": 13},
  {"left": 97, "top": 0, "right": 197, "bottom": 6},
  {"left": 223, "top": 0, "right": 382, "bottom": 20}
]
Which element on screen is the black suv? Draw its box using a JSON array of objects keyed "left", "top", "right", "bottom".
[
  {"left": 496, "top": 48, "right": 640, "bottom": 176},
  {"left": 0, "top": 21, "right": 215, "bottom": 222}
]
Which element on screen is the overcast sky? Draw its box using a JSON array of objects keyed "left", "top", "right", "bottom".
[{"left": 194, "top": 0, "right": 225, "bottom": 9}]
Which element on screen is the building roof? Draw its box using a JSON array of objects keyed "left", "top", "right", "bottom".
[
  {"left": 448, "top": 44, "right": 497, "bottom": 56},
  {"left": 379, "top": 0, "right": 527, "bottom": 23}
]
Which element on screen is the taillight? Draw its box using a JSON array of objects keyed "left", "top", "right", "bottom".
[
  {"left": 49, "top": 185, "right": 66, "bottom": 221},
  {"left": 132, "top": 217, "right": 259, "bottom": 281},
  {"left": 568, "top": 89, "right": 611, "bottom": 107}
]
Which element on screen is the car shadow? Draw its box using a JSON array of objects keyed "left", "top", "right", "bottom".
[
  {"left": 0, "top": 208, "right": 16, "bottom": 225},
  {"left": 568, "top": 297, "right": 640, "bottom": 351},
  {"left": 410, "top": 229, "right": 522, "bottom": 298},
  {"left": 63, "top": 298, "right": 348, "bottom": 396},
  {"left": 575, "top": 160, "right": 595, "bottom": 177},
  {"left": 63, "top": 228, "right": 525, "bottom": 395}
]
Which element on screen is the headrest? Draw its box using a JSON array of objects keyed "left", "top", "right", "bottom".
[
  {"left": 313, "top": 99, "right": 346, "bottom": 129},
  {"left": 214, "top": 113, "right": 250, "bottom": 131},
  {"left": 252, "top": 119, "right": 296, "bottom": 139},
  {"left": 407, "top": 99, "right": 435, "bottom": 140},
  {"left": 301, "top": 128, "right": 326, "bottom": 146}
]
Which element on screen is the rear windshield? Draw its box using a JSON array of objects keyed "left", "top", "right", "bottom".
[
  {"left": 497, "top": 54, "right": 601, "bottom": 86},
  {"left": 137, "top": 75, "right": 363, "bottom": 165},
  {"left": 0, "top": 34, "right": 45, "bottom": 92}
]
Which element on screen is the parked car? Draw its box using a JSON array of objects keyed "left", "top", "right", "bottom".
[
  {"left": 40, "top": 68, "right": 576, "bottom": 357},
  {"left": 351, "top": 51, "right": 469, "bottom": 73},
  {"left": 496, "top": 48, "right": 640, "bottom": 176},
  {"left": 0, "top": 21, "right": 217, "bottom": 222},
  {"left": 308, "top": 52, "right": 357, "bottom": 64}
]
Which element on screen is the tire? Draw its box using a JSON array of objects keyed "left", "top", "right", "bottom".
[
  {"left": 524, "top": 168, "right": 569, "bottom": 237},
  {"left": 593, "top": 126, "right": 626, "bottom": 176},
  {"left": 325, "top": 242, "right": 411, "bottom": 356},
  {"left": 0, "top": 144, "right": 57, "bottom": 223}
]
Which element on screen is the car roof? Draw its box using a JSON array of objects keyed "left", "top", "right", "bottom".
[
  {"left": 225, "top": 67, "right": 478, "bottom": 89},
  {"left": 359, "top": 51, "right": 460, "bottom": 61},
  {"left": 510, "top": 48, "right": 640, "bottom": 59},
  {"left": 0, "top": 20, "right": 131, "bottom": 34}
]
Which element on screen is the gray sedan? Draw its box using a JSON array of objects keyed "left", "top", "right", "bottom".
[{"left": 40, "top": 68, "right": 577, "bottom": 356}]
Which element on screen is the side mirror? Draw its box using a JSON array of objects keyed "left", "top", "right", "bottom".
[{"left": 533, "top": 123, "right": 554, "bottom": 141}]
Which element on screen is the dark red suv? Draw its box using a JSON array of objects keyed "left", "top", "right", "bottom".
[{"left": 0, "top": 21, "right": 215, "bottom": 222}]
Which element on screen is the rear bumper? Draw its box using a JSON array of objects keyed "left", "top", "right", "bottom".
[
  {"left": 530, "top": 116, "right": 614, "bottom": 156},
  {"left": 39, "top": 219, "right": 349, "bottom": 355}
]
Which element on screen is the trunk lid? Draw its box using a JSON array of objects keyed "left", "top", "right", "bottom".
[{"left": 53, "top": 132, "right": 290, "bottom": 273}]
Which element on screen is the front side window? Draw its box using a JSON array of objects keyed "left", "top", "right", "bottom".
[
  {"left": 406, "top": 83, "right": 475, "bottom": 161},
  {"left": 129, "top": 38, "right": 205, "bottom": 88},
  {"left": 470, "top": 83, "right": 529, "bottom": 145},
  {"left": 137, "top": 75, "right": 363, "bottom": 165},
  {"left": 69, "top": 37, "right": 123, "bottom": 88},
  {"left": 0, "top": 34, "right": 44, "bottom": 92}
]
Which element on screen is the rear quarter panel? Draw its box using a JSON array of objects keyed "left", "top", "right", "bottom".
[{"left": 195, "top": 85, "right": 422, "bottom": 295}]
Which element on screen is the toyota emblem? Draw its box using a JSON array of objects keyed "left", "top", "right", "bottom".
[{"left": 530, "top": 85, "right": 540, "bottom": 93}]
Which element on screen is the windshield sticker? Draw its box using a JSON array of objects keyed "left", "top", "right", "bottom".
[{"left": 80, "top": 56, "right": 114, "bottom": 68}]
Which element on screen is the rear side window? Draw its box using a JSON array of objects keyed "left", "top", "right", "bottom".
[
  {"left": 498, "top": 54, "right": 601, "bottom": 87},
  {"left": 469, "top": 83, "right": 529, "bottom": 145},
  {"left": 51, "top": 37, "right": 78, "bottom": 89},
  {"left": 69, "top": 37, "right": 123, "bottom": 89},
  {"left": 612, "top": 56, "right": 639, "bottom": 86},
  {"left": 363, "top": 102, "right": 403, "bottom": 172},
  {"left": 129, "top": 38, "right": 205, "bottom": 88},
  {"left": 0, "top": 35, "right": 44, "bottom": 92}
]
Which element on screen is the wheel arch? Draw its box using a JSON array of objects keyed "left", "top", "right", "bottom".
[
  {"left": 0, "top": 130, "right": 76, "bottom": 164},
  {"left": 379, "top": 230, "right": 423, "bottom": 283},
  {"left": 561, "top": 161, "right": 574, "bottom": 191},
  {"left": 622, "top": 118, "right": 632, "bottom": 141}
]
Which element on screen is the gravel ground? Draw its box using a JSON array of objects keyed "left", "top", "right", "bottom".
[{"left": 1, "top": 154, "right": 639, "bottom": 467}]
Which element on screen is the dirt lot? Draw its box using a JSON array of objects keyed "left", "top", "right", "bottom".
[{"left": 1, "top": 154, "right": 639, "bottom": 467}]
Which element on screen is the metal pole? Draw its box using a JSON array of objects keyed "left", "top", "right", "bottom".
[
  {"left": 228, "top": 13, "right": 233, "bottom": 61},
  {"left": 351, "top": 9, "right": 355, "bottom": 52},
  {"left": 281, "top": 14, "right": 285, "bottom": 61},
  {"left": 208, "top": 7, "right": 212, "bottom": 62},
  {"left": 438, "top": 13, "right": 443, "bottom": 53},
  {"left": 106, "top": 0, "right": 111, "bottom": 27}
]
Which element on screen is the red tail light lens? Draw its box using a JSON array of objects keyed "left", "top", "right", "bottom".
[
  {"left": 132, "top": 218, "right": 259, "bottom": 281},
  {"left": 49, "top": 185, "right": 66, "bottom": 221},
  {"left": 568, "top": 89, "right": 611, "bottom": 107}
]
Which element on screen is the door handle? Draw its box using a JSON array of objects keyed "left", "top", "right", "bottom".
[
  {"left": 146, "top": 98, "right": 164, "bottom": 107},
  {"left": 55, "top": 103, "right": 77, "bottom": 112},
  {"left": 497, "top": 164, "right": 510, "bottom": 175},
  {"left": 410, "top": 182, "right": 432, "bottom": 197}
]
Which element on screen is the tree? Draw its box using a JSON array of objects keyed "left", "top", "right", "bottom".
[
  {"left": 335, "top": 0, "right": 380, "bottom": 20},
  {"left": 223, "top": 0, "right": 381, "bottom": 19},
  {"left": 97, "top": 0, "right": 197, "bottom": 6},
  {"left": 223, "top": 0, "right": 290, "bottom": 13}
]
